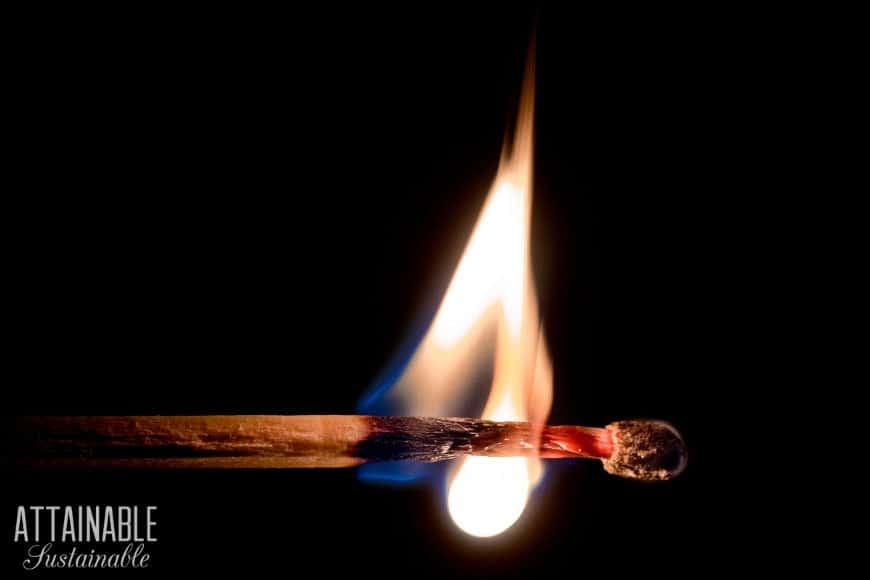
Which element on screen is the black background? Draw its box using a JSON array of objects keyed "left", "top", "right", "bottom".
[{"left": 3, "top": 4, "right": 773, "bottom": 577}]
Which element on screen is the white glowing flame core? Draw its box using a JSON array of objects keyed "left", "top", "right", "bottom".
[
  {"left": 431, "top": 182, "right": 528, "bottom": 347},
  {"left": 447, "top": 456, "right": 531, "bottom": 538}
]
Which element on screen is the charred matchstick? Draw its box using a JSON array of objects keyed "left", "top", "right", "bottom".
[{"left": 9, "top": 416, "right": 687, "bottom": 481}]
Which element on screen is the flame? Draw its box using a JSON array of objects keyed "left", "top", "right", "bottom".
[
  {"left": 445, "top": 67, "right": 550, "bottom": 533},
  {"left": 443, "top": 47, "right": 551, "bottom": 537},
  {"left": 366, "top": 44, "right": 550, "bottom": 537}
]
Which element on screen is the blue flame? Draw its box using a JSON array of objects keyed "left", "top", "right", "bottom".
[
  {"left": 357, "top": 312, "right": 432, "bottom": 416},
  {"left": 358, "top": 461, "right": 441, "bottom": 485},
  {"left": 356, "top": 308, "right": 435, "bottom": 484}
]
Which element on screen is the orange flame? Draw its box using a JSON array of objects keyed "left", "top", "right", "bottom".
[{"left": 385, "top": 46, "right": 550, "bottom": 537}]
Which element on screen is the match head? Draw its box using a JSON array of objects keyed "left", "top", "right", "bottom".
[{"left": 601, "top": 420, "right": 687, "bottom": 481}]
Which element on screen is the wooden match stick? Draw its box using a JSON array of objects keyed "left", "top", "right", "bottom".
[{"left": 9, "top": 416, "right": 686, "bottom": 480}]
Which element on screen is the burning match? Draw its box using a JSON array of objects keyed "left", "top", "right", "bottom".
[
  {"left": 4, "top": 33, "right": 692, "bottom": 542},
  {"left": 11, "top": 415, "right": 686, "bottom": 481}
]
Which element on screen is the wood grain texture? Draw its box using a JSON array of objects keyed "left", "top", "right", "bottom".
[{"left": 11, "top": 415, "right": 371, "bottom": 468}]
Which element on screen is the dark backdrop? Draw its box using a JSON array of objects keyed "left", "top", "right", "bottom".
[{"left": 4, "top": 4, "right": 761, "bottom": 577}]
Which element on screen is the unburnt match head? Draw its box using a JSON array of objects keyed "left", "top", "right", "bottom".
[{"left": 602, "top": 420, "right": 687, "bottom": 481}]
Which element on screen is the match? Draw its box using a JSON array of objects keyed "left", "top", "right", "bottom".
[{"left": 10, "top": 416, "right": 687, "bottom": 481}]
